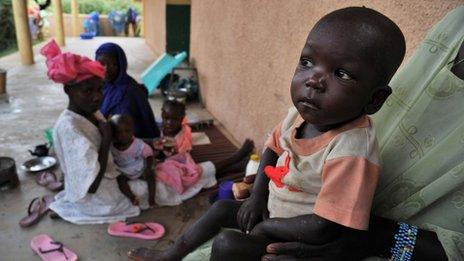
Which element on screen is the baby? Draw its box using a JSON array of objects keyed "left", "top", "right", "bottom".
[
  {"left": 153, "top": 100, "right": 192, "bottom": 157},
  {"left": 128, "top": 6, "right": 406, "bottom": 261},
  {"left": 110, "top": 115, "right": 156, "bottom": 207}
]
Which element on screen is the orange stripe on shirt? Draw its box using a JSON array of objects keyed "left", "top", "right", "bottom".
[
  {"left": 264, "top": 121, "right": 284, "bottom": 155},
  {"left": 313, "top": 156, "right": 380, "bottom": 230}
]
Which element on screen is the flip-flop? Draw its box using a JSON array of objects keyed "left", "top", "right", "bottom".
[
  {"left": 36, "top": 171, "right": 56, "bottom": 186},
  {"left": 108, "top": 221, "right": 165, "bottom": 240},
  {"left": 19, "top": 195, "right": 55, "bottom": 228},
  {"left": 35, "top": 171, "right": 64, "bottom": 192},
  {"left": 31, "top": 234, "right": 78, "bottom": 261}
]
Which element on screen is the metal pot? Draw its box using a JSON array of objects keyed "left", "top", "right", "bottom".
[
  {"left": 0, "top": 157, "right": 19, "bottom": 189},
  {"left": 0, "top": 69, "right": 6, "bottom": 95}
]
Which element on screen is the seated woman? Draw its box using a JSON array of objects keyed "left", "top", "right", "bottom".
[
  {"left": 264, "top": 6, "right": 464, "bottom": 261},
  {"left": 95, "top": 42, "right": 160, "bottom": 139},
  {"left": 42, "top": 40, "right": 140, "bottom": 224}
]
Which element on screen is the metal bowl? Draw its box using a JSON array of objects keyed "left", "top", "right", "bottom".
[{"left": 21, "top": 156, "right": 57, "bottom": 172}]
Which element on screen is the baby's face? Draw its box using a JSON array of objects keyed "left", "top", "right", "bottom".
[
  {"left": 161, "top": 106, "right": 184, "bottom": 137},
  {"left": 113, "top": 121, "right": 134, "bottom": 147},
  {"left": 291, "top": 28, "right": 379, "bottom": 129}
]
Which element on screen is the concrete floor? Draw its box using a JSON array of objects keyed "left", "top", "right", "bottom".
[{"left": 0, "top": 37, "right": 217, "bottom": 260}]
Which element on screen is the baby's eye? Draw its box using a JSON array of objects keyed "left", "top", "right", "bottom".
[
  {"left": 334, "top": 69, "right": 353, "bottom": 80},
  {"left": 300, "top": 58, "right": 314, "bottom": 68}
]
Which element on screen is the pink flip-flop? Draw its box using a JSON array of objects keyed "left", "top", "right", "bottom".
[
  {"left": 30, "top": 234, "right": 78, "bottom": 261},
  {"left": 19, "top": 195, "right": 55, "bottom": 228},
  {"left": 108, "top": 221, "right": 165, "bottom": 240},
  {"left": 36, "top": 171, "right": 64, "bottom": 192}
]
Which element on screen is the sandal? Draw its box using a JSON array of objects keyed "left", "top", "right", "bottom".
[
  {"left": 35, "top": 171, "right": 64, "bottom": 192},
  {"left": 108, "top": 221, "right": 165, "bottom": 240},
  {"left": 19, "top": 195, "right": 54, "bottom": 227},
  {"left": 31, "top": 234, "right": 77, "bottom": 261}
]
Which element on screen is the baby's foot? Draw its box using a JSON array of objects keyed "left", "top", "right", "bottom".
[{"left": 127, "top": 248, "right": 171, "bottom": 261}]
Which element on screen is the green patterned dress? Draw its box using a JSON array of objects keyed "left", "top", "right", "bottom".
[{"left": 372, "top": 6, "right": 464, "bottom": 260}]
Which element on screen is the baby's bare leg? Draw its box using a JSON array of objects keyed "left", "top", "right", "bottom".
[
  {"left": 211, "top": 230, "right": 273, "bottom": 261},
  {"left": 128, "top": 200, "right": 242, "bottom": 261},
  {"left": 117, "top": 175, "right": 137, "bottom": 203}
]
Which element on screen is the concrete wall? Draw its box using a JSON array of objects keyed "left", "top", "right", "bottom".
[
  {"left": 189, "top": 0, "right": 463, "bottom": 149},
  {"left": 144, "top": 0, "right": 166, "bottom": 55},
  {"left": 48, "top": 14, "right": 115, "bottom": 37}
]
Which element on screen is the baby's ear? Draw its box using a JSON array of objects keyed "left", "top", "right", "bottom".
[{"left": 364, "top": 86, "right": 392, "bottom": 114}]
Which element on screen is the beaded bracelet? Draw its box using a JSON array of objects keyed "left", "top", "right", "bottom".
[{"left": 389, "top": 222, "right": 418, "bottom": 261}]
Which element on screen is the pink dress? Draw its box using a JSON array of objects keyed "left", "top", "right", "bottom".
[{"left": 156, "top": 118, "right": 202, "bottom": 194}]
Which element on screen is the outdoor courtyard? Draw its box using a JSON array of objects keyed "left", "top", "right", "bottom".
[{"left": 0, "top": 37, "right": 217, "bottom": 261}]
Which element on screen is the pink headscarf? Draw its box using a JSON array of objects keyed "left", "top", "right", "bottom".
[{"left": 40, "top": 40, "right": 105, "bottom": 84}]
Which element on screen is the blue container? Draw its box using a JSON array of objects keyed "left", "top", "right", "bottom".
[{"left": 209, "top": 180, "right": 235, "bottom": 204}]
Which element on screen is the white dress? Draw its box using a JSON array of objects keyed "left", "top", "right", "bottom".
[{"left": 49, "top": 110, "right": 140, "bottom": 224}]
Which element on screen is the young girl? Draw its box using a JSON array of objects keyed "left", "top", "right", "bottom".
[
  {"left": 153, "top": 100, "right": 192, "bottom": 156},
  {"left": 42, "top": 40, "right": 140, "bottom": 224},
  {"left": 110, "top": 115, "right": 156, "bottom": 207},
  {"left": 146, "top": 100, "right": 255, "bottom": 207}
]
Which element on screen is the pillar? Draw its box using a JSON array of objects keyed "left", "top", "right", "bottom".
[
  {"left": 11, "top": 0, "right": 34, "bottom": 65},
  {"left": 52, "top": 0, "right": 65, "bottom": 46},
  {"left": 71, "top": 0, "right": 79, "bottom": 36},
  {"left": 140, "top": 0, "right": 145, "bottom": 37}
]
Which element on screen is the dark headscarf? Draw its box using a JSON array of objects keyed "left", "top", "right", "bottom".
[{"left": 96, "top": 43, "right": 160, "bottom": 139}]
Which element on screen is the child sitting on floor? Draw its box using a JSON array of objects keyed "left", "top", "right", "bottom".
[
  {"left": 110, "top": 114, "right": 157, "bottom": 207},
  {"left": 128, "top": 6, "right": 406, "bottom": 261},
  {"left": 111, "top": 100, "right": 255, "bottom": 207},
  {"left": 153, "top": 100, "right": 192, "bottom": 157},
  {"left": 154, "top": 99, "right": 254, "bottom": 200}
]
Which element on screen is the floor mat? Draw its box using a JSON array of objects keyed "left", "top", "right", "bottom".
[{"left": 190, "top": 125, "right": 244, "bottom": 194}]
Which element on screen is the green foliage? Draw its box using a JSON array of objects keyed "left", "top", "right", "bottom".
[
  {"left": 61, "top": 0, "right": 141, "bottom": 15},
  {"left": 0, "top": 0, "right": 17, "bottom": 53}
]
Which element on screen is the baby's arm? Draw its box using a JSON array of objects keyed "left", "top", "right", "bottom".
[
  {"left": 250, "top": 214, "right": 345, "bottom": 245},
  {"left": 236, "top": 148, "right": 278, "bottom": 233}
]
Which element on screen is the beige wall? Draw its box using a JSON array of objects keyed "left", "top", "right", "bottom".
[
  {"left": 189, "top": 0, "right": 463, "bottom": 150},
  {"left": 48, "top": 13, "right": 115, "bottom": 37},
  {"left": 144, "top": 0, "right": 166, "bottom": 55}
]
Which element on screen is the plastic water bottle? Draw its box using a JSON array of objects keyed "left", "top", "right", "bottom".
[{"left": 245, "top": 154, "right": 260, "bottom": 176}]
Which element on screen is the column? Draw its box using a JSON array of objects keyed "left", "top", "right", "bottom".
[
  {"left": 71, "top": 0, "right": 79, "bottom": 36},
  {"left": 11, "top": 0, "right": 34, "bottom": 65},
  {"left": 52, "top": 0, "right": 65, "bottom": 46}
]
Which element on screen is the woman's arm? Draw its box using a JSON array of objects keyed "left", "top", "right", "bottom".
[
  {"left": 88, "top": 121, "right": 112, "bottom": 193},
  {"left": 369, "top": 216, "right": 447, "bottom": 260},
  {"left": 262, "top": 216, "right": 448, "bottom": 261},
  {"left": 251, "top": 214, "right": 344, "bottom": 245}
]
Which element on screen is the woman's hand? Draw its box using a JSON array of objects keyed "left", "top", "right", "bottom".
[
  {"left": 262, "top": 228, "right": 370, "bottom": 261},
  {"left": 237, "top": 196, "right": 269, "bottom": 233}
]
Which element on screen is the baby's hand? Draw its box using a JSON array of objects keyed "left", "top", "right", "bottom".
[{"left": 153, "top": 138, "right": 165, "bottom": 151}]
